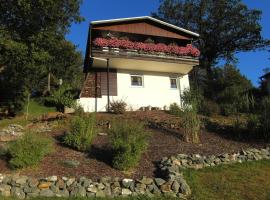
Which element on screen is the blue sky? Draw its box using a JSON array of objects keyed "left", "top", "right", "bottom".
[{"left": 66, "top": 0, "right": 270, "bottom": 87}]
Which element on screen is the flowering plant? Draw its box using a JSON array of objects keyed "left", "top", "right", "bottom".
[{"left": 93, "top": 37, "right": 200, "bottom": 57}]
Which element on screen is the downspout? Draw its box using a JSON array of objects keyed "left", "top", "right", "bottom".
[
  {"left": 107, "top": 58, "right": 110, "bottom": 112},
  {"left": 95, "top": 71, "right": 98, "bottom": 112},
  {"left": 178, "top": 76, "right": 182, "bottom": 108}
]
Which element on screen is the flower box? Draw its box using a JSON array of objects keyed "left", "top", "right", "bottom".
[{"left": 93, "top": 37, "right": 200, "bottom": 58}]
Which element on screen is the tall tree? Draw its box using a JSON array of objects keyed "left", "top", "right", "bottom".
[
  {"left": 153, "top": 0, "right": 267, "bottom": 80},
  {"left": 0, "top": 0, "right": 83, "bottom": 113}
]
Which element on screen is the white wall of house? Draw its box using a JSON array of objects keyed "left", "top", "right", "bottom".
[{"left": 78, "top": 69, "right": 190, "bottom": 112}]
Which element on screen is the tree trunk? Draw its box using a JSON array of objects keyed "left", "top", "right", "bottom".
[{"left": 48, "top": 72, "right": 51, "bottom": 92}]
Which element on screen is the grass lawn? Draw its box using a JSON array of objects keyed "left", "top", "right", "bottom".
[
  {"left": 0, "top": 99, "right": 56, "bottom": 128},
  {"left": 1, "top": 196, "right": 178, "bottom": 200},
  {"left": 23, "top": 99, "right": 56, "bottom": 117},
  {"left": 184, "top": 159, "right": 270, "bottom": 200}
]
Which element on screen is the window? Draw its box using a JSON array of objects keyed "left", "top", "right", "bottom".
[
  {"left": 130, "top": 75, "right": 143, "bottom": 87},
  {"left": 170, "top": 78, "right": 177, "bottom": 89}
]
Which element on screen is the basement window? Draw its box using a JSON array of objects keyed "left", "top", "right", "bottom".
[
  {"left": 170, "top": 78, "right": 177, "bottom": 89},
  {"left": 130, "top": 75, "right": 143, "bottom": 87}
]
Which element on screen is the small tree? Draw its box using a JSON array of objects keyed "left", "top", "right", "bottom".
[
  {"left": 64, "top": 114, "right": 97, "bottom": 151},
  {"left": 46, "top": 84, "right": 76, "bottom": 112},
  {"left": 109, "top": 120, "right": 148, "bottom": 170},
  {"left": 181, "top": 90, "right": 201, "bottom": 143}
]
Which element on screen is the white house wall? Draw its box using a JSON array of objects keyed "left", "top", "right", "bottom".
[{"left": 78, "top": 69, "right": 190, "bottom": 112}]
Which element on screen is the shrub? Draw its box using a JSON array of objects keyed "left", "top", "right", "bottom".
[
  {"left": 238, "top": 94, "right": 255, "bottom": 113},
  {"left": 181, "top": 90, "right": 201, "bottom": 143},
  {"left": 232, "top": 115, "right": 245, "bottom": 139},
  {"left": 182, "top": 88, "right": 203, "bottom": 108},
  {"left": 199, "top": 100, "right": 220, "bottom": 116},
  {"left": 109, "top": 120, "right": 148, "bottom": 170},
  {"left": 63, "top": 114, "right": 97, "bottom": 151},
  {"left": 168, "top": 103, "right": 182, "bottom": 116},
  {"left": 74, "top": 104, "right": 85, "bottom": 116},
  {"left": 0, "top": 145, "right": 8, "bottom": 158},
  {"left": 8, "top": 132, "right": 53, "bottom": 168},
  {"left": 181, "top": 106, "right": 201, "bottom": 143},
  {"left": 220, "top": 103, "right": 237, "bottom": 116},
  {"left": 109, "top": 100, "right": 127, "bottom": 114},
  {"left": 259, "top": 97, "right": 270, "bottom": 140},
  {"left": 247, "top": 114, "right": 260, "bottom": 137},
  {"left": 46, "top": 84, "right": 76, "bottom": 112}
]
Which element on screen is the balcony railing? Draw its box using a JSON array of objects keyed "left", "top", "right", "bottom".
[
  {"left": 92, "top": 47, "right": 199, "bottom": 62},
  {"left": 92, "top": 37, "right": 200, "bottom": 61}
]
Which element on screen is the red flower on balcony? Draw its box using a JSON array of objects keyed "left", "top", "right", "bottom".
[{"left": 93, "top": 37, "right": 200, "bottom": 57}]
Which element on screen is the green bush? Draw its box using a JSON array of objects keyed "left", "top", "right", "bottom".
[
  {"left": 238, "top": 94, "right": 255, "bottom": 113},
  {"left": 0, "top": 145, "right": 8, "bottom": 158},
  {"left": 74, "top": 104, "right": 85, "bottom": 116},
  {"left": 220, "top": 103, "right": 238, "bottom": 116},
  {"left": 182, "top": 106, "right": 201, "bottom": 143},
  {"left": 181, "top": 89, "right": 201, "bottom": 143},
  {"left": 109, "top": 120, "right": 148, "bottom": 170},
  {"left": 109, "top": 100, "right": 127, "bottom": 114},
  {"left": 46, "top": 84, "right": 76, "bottom": 112},
  {"left": 63, "top": 114, "right": 97, "bottom": 151},
  {"left": 259, "top": 97, "right": 270, "bottom": 140},
  {"left": 247, "top": 114, "right": 260, "bottom": 137},
  {"left": 8, "top": 132, "right": 53, "bottom": 168},
  {"left": 168, "top": 103, "right": 183, "bottom": 116},
  {"left": 199, "top": 100, "right": 220, "bottom": 116}
]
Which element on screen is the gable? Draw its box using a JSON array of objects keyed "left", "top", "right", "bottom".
[{"left": 92, "top": 21, "right": 193, "bottom": 40}]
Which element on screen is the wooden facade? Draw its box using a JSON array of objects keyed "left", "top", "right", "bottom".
[
  {"left": 93, "top": 21, "right": 192, "bottom": 40},
  {"left": 80, "top": 69, "right": 117, "bottom": 98}
]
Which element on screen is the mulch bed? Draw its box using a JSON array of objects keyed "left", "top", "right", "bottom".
[{"left": 0, "top": 111, "right": 267, "bottom": 180}]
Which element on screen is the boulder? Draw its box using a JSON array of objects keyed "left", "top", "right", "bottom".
[
  {"left": 138, "top": 177, "right": 153, "bottom": 185},
  {"left": 46, "top": 176, "right": 58, "bottom": 182},
  {"left": 121, "top": 188, "right": 132, "bottom": 196},
  {"left": 160, "top": 181, "right": 172, "bottom": 193},
  {"left": 96, "top": 190, "right": 106, "bottom": 197},
  {"left": 122, "top": 179, "right": 134, "bottom": 188},
  {"left": 171, "top": 181, "right": 180, "bottom": 192},
  {"left": 66, "top": 178, "right": 76, "bottom": 186},
  {"left": 40, "top": 189, "right": 55, "bottom": 197},
  {"left": 11, "top": 187, "right": 25, "bottom": 199},
  {"left": 154, "top": 178, "right": 166, "bottom": 186},
  {"left": 38, "top": 182, "right": 52, "bottom": 189},
  {"left": 70, "top": 186, "right": 86, "bottom": 197},
  {"left": 87, "top": 185, "right": 98, "bottom": 193},
  {"left": 0, "top": 184, "right": 11, "bottom": 197},
  {"left": 28, "top": 178, "right": 39, "bottom": 188}
]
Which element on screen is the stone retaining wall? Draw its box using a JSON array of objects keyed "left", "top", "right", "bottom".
[
  {"left": 0, "top": 174, "right": 190, "bottom": 199},
  {"left": 159, "top": 145, "right": 270, "bottom": 174},
  {"left": 1, "top": 145, "right": 269, "bottom": 199}
]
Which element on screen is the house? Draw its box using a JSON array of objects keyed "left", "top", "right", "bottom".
[
  {"left": 260, "top": 72, "right": 270, "bottom": 94},
  {"left": 79, "top": 16, "right": 200, "bottom": 112}
]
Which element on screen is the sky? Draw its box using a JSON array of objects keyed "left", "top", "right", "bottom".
[{"left": 66, "top": 0, "right": 270, "bottom": 87}]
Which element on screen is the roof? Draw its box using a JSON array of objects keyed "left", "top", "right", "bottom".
[{"left": 91, "top": 16, "right": 200, "bottom": 38}]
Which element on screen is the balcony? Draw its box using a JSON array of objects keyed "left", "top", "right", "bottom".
[
  {"left": 90, "top": 37, "right": 199, "bottom": 74},
  {"left": 91, "top": 37, "right": 200, "bottom": 62}
]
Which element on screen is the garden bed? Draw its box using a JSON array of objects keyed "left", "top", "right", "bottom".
[{"left": 0, "top": 111, "right": 266, "bottom": 180}]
